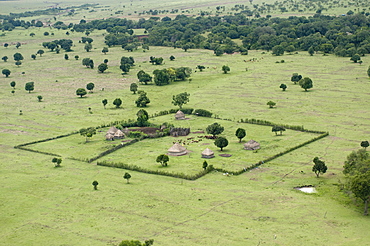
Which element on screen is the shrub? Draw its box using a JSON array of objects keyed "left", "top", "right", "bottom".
[{"left": 193, "top": 109, "right": 212, "bottom": 117}]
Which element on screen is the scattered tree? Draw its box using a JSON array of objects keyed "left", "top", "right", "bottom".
[
  {"left": 137, "top": 70, "right": 152, "bottom": 84},
  {"left": 350, "top": 54, "right": 361, "bottom": 63},
  {"left": 308, "top": 46, "right": 315, "bottom": 56},
  {"left": 15, "top": 61, "right": 22, "bottom": 67},
  {"left": 64, "top": 54, "right": 69, "bottom": 60},
  {"left": 272, "top": 125, "right": 285, "bottom": 135},
  {"left": 84, "top": 43, "right": 92, "bottom": 52},
  {"left": 98, "top": 63, "right": 108, "bottom": 73},
  {"left": 348, "top": 172, "right": 370, "bottom": 215},
  {"left": 235, "top": 128, "right": 246, "bottom": 143},
  {"left": 361, "top": 141, "right": 369, "bottom": 150},
  {"left": 343, "top": 149, "right": 369, "bottom": 175},
  {"left": 299, "top": 77, "right": 313, "bottom": 91},
  {"left": 25, "top": 82, "right": 34, "bottom": 93},
  {"left": 272, "top": 45, "right": 284, "bottom": 56},
  {"left": 214, "top": 137, "right": 229, "bottom": 151},
  {"left": 10, "top": 81, "right": 16, "bottom": 89},
  {"left": 102, "top": 99, "right": 108, "bottom": 109},
  {"left": 170, "top": 55, "right": 175, "bottom": 61},
  {"left": 222, "top": 65, "right": 230, "bottom": 74},
  {"left": 123, "top": 172, "right": 131, "bottom": 184},
  {"left": 52, "top": 157, "right": 62, "bottom": 167},
  {"left": 2, "top": 56, "right": 8, "bottom": 62},
  {"left": 31, "top": 54, "right": 37, "bottom": 60},
  {"left": 74, "top": 55, "right": 79, "bottom": 60},
  {"left": 202, "top": 160, "right": 208, "bottom": 170},
  {"left": 86, "top": 82, "right": 95, "bottom": 93},
  {"left": 82, "top": 58, "right": 91, "bottom": 67},
  {"left": 102, "top": 47, "right": 109, "bottom": 54},
  {"left": 206, "top": 123, "right": 224, "bottom": 137},
  {"left": 113, "top": 98, "right": 122, "bottom": 108},
  {"left": 135, "top": 91, "right": 150, "bottom": 107},
  {"left": 37, "top": 95, "right": 43, "bottom": 102},
  {"left": 312, "top": 157, "right": 328, "bottom": 177},
  {"left": 291, "top": 73, "right": 302, "bottom": 84},
  {"left": 76, "top": 88, "right": 87, "bottom": 97},
  {"left": 197, "top": 65, "right": 205, "bottom": 71},
  {"left": 79, "top": 127, "right": 96, "bottom": 142},
  {"left": 2, "top": 69, "right": 11, "bottom": 77},
  {"left": 92, "top": 180, "right": 99, "bottom": 190},
  {"left": 37, "top": 50, "right": 44, "bottom": 56},
  {"left": 130, "top": 83, "right": 138, "bottom": 94},
  {"left": 16, "top": 42, "right": 21, "bottom": 49},
  {"left": 156, "top": 154, "right": 169, "bottom": 167},
  {"left": 280, "top": 84, "right": 287, "bottom": 91},
  {"left": 267, "top": 101, "right": 276, "bottom": 108},
  {"left": 136, "top": 109, "right": 149, "bottom": 126},
  {"left": 172, "top": 92, "right": 190, "bottom": 109},
  {"left": 13, "top": 53, "right": 24, "bottom": 62}
]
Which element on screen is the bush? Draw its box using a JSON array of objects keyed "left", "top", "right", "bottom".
[
  {"left": 180, "top": 108, "right": 194, "bottom": 114},
  {"left": 193, "top": 109, "right": 212, "bottom": 117}
]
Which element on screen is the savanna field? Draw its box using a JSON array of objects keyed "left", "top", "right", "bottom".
[{"left": 1, "top": 0, "right": 370, "bottom": 245}]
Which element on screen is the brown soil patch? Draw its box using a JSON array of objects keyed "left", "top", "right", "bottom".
[
  {"left": 219, "top": 154, "right": 232, "bottom": 157},
  {"left": 128, "top": 127, "right": 160, "bottom": 135}
]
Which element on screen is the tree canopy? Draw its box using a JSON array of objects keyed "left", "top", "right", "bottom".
[
  {"left": 214, "top": 137, "right": 229, "bottom": 151},
  {"left": 172, "top": 92, "right": 190, "bottom": 109},
  {"left": 299, "top": 77, "right": 313, "bottom": 91},
  {"left": 206, "top": 123, "right": 224, "bottom": 137},
  {"left": 312, "top": 157, "right": 328, "bottom": 177}
]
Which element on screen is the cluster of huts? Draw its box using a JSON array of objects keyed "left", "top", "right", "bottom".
[{"left": 105, "top": 126, "right": 127, "bottom": 141}]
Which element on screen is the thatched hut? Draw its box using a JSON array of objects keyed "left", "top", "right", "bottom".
[
  {"left": 175, "top": 110, "right": 185, "bottom": 120},
  {"left": 244, "top": 140, "right": 260, "bottom": 150},
  {"left": 201, "top": 148, "right": 215, "bottom": 158},
  {"left": 168, "top": 142, "right": 187, "bottom": 156},
  {"left": 106, "top": 126, "right": 125, "bottom": 140}
]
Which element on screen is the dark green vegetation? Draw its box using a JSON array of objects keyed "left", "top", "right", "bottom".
[{"left": 1, "top": 0, "right": 370, "bottom": 245}]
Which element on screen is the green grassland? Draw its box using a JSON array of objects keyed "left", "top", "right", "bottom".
[{"left": 1, "top": 2, "right": 370, "bottom": 246}]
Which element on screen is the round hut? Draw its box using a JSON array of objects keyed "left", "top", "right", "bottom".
[
  {"left": 105, "top": 133, "right": 114, "bottom": 141},
  {"left": 201, "top": 148, "right": 215, "bottom": 158},
  {"left": 244, "top": 140, "right": 260, "bottom": 150},
  {"left": 168, "top": 142, "right": 187, "bottom": 156},
  {"left": 175, "top": 110, "right": 185, "bottom": 120}
]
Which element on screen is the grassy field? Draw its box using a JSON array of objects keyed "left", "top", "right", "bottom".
[{"left": 1, "top": 1, "right": 370, "bottom": 245}]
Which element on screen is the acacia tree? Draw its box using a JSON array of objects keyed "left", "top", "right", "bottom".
[
  {"left": 113, "top": 98, "right": 122, "bottom": 108},
  {"left": 206, "top": 123, "right": 224, "bottom": 137},
  {"left": 13, "top": 52, "right": 24, "bottom": 62},
  {"left": 299, "top": 77, "right": 313, "bottom": 91},
  {"left": 361, "top": 141, "right": 369, "bottom": 150},
  {"left": 172, "top": 92, "right": 190, "bottom": 109},
  {"left": 92, "top": 180, "right": 99, "bottom": 190},
  {"left": 123, "top": 172, "right": 131, "bottom": 184},
  {"left": 130, "top": 83, "right": 138, "bottom": 94},
  {"left": 25, "top": 82, "right": 34, "bottom": 93},
  {"left": 2, "top": 69, "right": 11, "bottom": 77},
  {"left": 222, "top": 65, "right": 230, "bottom": 74},
  {"left": 235, "top": 128, "right": 246, "bottom": 143},
  {"left": 2, "top": 56, "right": 8, "bottom": 62},
  {"left": 79, "top": 127, "right": 96, "bottom": 142},
  {"left": 76, "top": 88, "right": 87, "bottom": 97},
  {"left": 312, "top": 157, "right": 328, "bottom": 177},
  {"left": 156, "top": 154, "right": 169, "bottom": 167},
  {"left": 37, "top": 49, "right": 44, "bottom": 56},
  {"left": 214, "top": 137, "right": 229, "bottom": 151},
  {"left": 267, "top": 101, "right": 276, "bottom": 108},
  {"left": 102, "top": 47, "right": 109, "bottom": 54},
  {"left": 86, "top": 83, "right": 95, "bottom": 93},
  {"left": 280, "top": 84, "right": 287, "bottom": 91}
]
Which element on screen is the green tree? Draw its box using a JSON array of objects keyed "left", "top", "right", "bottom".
[
  {"left": 82, "top": 58, "right": 91, "bottom": 67},
  {"left": 113, "top": 98, "right": 122, "bottom": 108},
  {"left": 15, "top": 61, "right": 22, "bottom": 67},
  {"left": 52, "top": 157, "right": 62, "bottom": 167},
  {"left": 10, "top": 81, "right": 16, "bottom": 88},
  {"left": 202, "top": 160, "right": 208, "bottom": 170},
  {"left": 267, "top": 101, "right": 276, "bottom": 108},
  {"left": 13, "top": 53, "right": 24, "bottom": 62},
  {"left": 136, "top": 109, "right": 149, "bottom": 126},
  {"left": 75, "top": 55, "right": 79, "bottom": 60},
  {"left": 156, "top": 154, "right": 169, "bottom": 167},
  {"left": 102, "top": 47, "right": 109, "bottom": 54},
  {"left": 153, "top": 69, "right": 170, "bottom": 86},
  {"left": 123, "top": 172, "right": 131, "bottom": 184},
  {"left": 280, "top": 84, "right": 287, "bottom": 91},
  {"left": 343, "top": 149, "right": 369, "bottom": 175},
  {"left": 135, "top": 91, "right": 151, "bottom": 107},
  {"left": 98, "top": 63, "right": 108, "bottom": 73},
  {"left": 348, "top": 171, "right": 370, "bottom": 215},
  {"left": 361, "top": 141, "right": 369, "bottom": 150},
  {"left": 64, "top": 54, "right": 69, "bottom": 60},
  {"left": 2, "top": 69, "right": 11, "bottom": 77},
  {"left": 299, "top": 77, "right": 313, "bottom": 91},
  {"left": 206, "top": 123, "right": 224, "bottom": 137},
  {"left": 25, "top": 82, "right": 34, "bottom": 93},
  {"left": 37, "top": 49, "right": 44, "bottom": 56},
  {"left": 30, "top": 32, "right": 35, "bottom": 37},
  {"left": 291, "top": 73, "right": 302, "bottom": 84},
  {"left": 79, "top": 127, "right": 96, "bottom": 142},
  {"left": 222, "top": 65, "right": 230, "bottom": 74},
  {"left": 92, "top": 180, "right": 99, "bottom": 190},
  {"left": 31, "top": 54, "right": 36, "bottom": 60},
  {"left": 170, "top": 55, "right": 175, "bottom": 61},
  {"left": 76, "top": 88, "right": 87, "bottom": 97},
  {"left": 88, "top": 59, "right": 94, "bottom": 69},
  {"left": 37, "top": 95, "right": 43, "bottom": 102},
  {"left": 312, "top": 157, "right": 328, "bottom": 177},
  {"left": 350, "top": 54, "right": 361, "bottom": 63},
  {"left": 235, "top": 128, "right": 246, "bottom": 143},
  {"left": 214, "top": 137, "right": 229, "bottom": 151},
  {"left": 172, "top": 92, "right": 190, "bottom": 109},
  {"left": 86, "top": 82, "right": 95, "bottom": 93},
  {"left": 272, "top": 45, "right": 284, "bottom": 56},
  {"left": 84, "top": 43, "right": 92, "bottom": 52},
  {"left": 102, "top": 99, "right": 108, "bottom": 109},
  {"left": 120, "top": 64, "right": 130, "bottom": 74},
  {"left": 308, "top": 46, "right": 315, "bottom": 56},
  {"left": 2, "top": 56, "right": 8, "bottom": 62},
  {"left": 137, "top": 70, "right": 152, "bottom": 84},
  {"left": 16, "top": 42, "right": 21, "bottom": 49},
  {"left": 130, "top": 83, "right": 138, "bottom": 94},
  {"left": 272, "top": 126, "right": 285, "bottom": 135}
]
